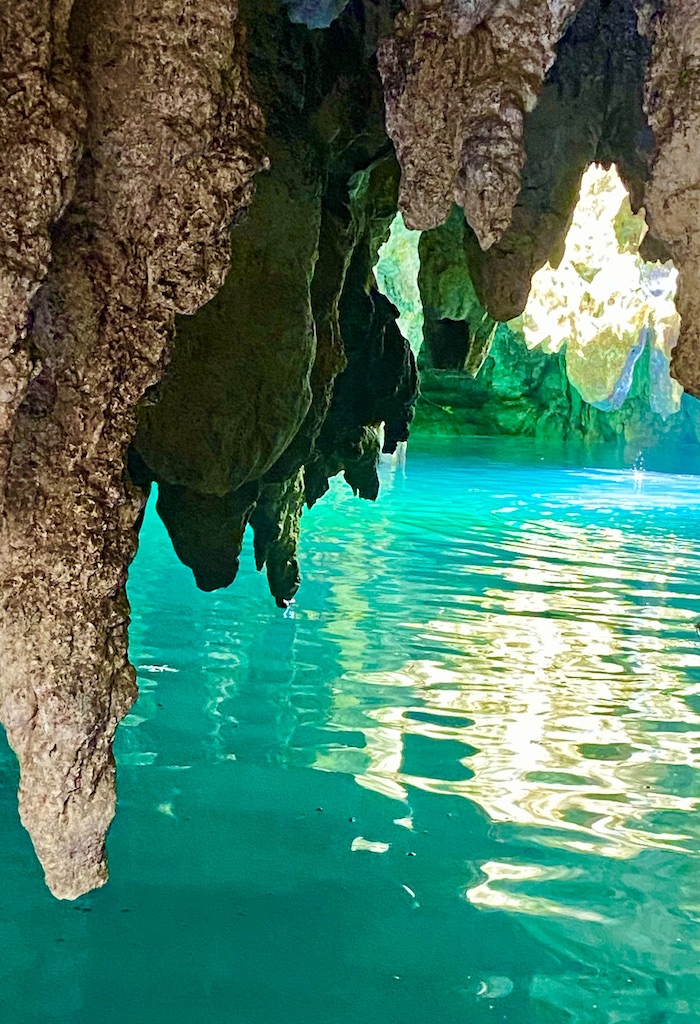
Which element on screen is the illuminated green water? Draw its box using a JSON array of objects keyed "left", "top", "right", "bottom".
[{"left": 3, "top": 436, "right": 700, "bottom": 1022}]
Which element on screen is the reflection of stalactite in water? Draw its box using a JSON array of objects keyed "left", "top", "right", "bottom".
[{"left": 218, "top": 615, "right": 301, "bottom": 765}]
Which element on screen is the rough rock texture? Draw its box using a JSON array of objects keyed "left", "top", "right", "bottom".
[
  {"left": 464, "top": 0, "right": 658, "bottom": 321},
  {"left": 135, "top": 149, "right": 321, "bottom": 499},
  {"left": 378, "top": 0, "right": 584, "bottom": 244},
  {"left": 307, "top": 160, "right": 419, "bottom": 506},
  {"left": 642, "top": 1, "right": 700, "bottom": 396},
  {"left": 132, "top": 1, "right": 418, "bottom": 608},
  {"left": 0, "top": 0, "right": 85, "bottom": 484},
  {"left": 0, "top": 0, "right": 263, "bottom": 898}
]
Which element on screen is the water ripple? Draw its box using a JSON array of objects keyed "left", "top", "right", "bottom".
[{"left": 121, "top": 436, "right": 700, "bottom": 1020}]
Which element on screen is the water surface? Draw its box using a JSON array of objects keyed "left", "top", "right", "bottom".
[{"left": 2, "top": 436, "right": 700, "bottom": 1022}]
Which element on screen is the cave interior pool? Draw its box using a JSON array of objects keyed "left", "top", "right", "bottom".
[{"left": 3, "top": 435, "right": 700, "bottom": 1022}]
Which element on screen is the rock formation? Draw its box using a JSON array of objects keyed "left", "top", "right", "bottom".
[
  {"left": 454, "top": 0, "right": 658, "bottom": 322},
  {"left": 0, "top": 0, "right": 264, "bottom": 898},
  {"left": 378, "top": 0, "right": 586, "bottom": 244},
  {"left": 0, "top": 1, "right": 85, "bottom": 482},
  {"left": 379, "top": 166, "right": 691, "bottom": 446},
  {"left": 642, "top": 1, "right": 700, "bottom": 396},
  {"left": 131, "top": 1, "right": 418, "bottom": 607},
  {"left": 1, "top": 0, "right": 700, "bottom": 899}
]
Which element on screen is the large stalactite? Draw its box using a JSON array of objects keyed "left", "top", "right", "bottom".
[
  {"left": 1, "top": 0, "right": 700, "bottom": 899},
  {"left": 131, "top": 1, "right": 418, "bottom": 608},
  {"left": 0, "top": 0, "right": 264, "bottom": 898},
  {"left": 378, "top": 0, "right": 586, "bottom": 243},
  {"left": 461, "top": 0, "right": 659, "bottom": 322}
]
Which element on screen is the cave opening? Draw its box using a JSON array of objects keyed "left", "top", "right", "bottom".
[{"left": 375, "top": 161, "right": 694, "bottom": 451}]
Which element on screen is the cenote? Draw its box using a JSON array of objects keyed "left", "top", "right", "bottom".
[
  {"left": 3, "top": 437, "right": 700, "bottom": 1022},
  {"left": 6, "top": 2, "right": 700, "bottom": 1023}
]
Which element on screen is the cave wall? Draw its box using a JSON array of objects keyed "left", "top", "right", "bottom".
[
  {"left": 415, "top": 325, "right": 700, "bottom": 449},
  {"left": 643, "top": 1, "right": 700, "bottom": 395}
]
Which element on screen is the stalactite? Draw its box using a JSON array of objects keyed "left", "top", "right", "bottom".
[
  {"left": 378, "top": 0, "right": 585, "bottom": 243},
  {"left": 0, "top": 0, "right": 264, "bottom": 898}
]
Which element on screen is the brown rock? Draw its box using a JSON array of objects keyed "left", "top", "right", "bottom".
[
  {"left": 0, "top": 0, "right": 263, "bottom": 899},
  {"left": 0, "top": 0, "right": 85, "bottom": 484},
  {"left": 642, "top": 1, "right": 700, "bottom": 396},
  {"left": 378, "top": 0, "right": 584, "bottom": 244},
  {"left": 466, "top": 0, "right": 656, "bottom": 322}
]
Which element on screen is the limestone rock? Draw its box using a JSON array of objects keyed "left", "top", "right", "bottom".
[
  {"left": 135, "top": 146, "right": 321, "bottom": 498},
  {"left": 418, "top": 206, "right": 496, "bottom": 373},
  {"left": 465, "top": 0, "right": 657, "bottom": 322},
  {"left": 132, "top": 3, "right": 415, "bottom": 608},
  {"left": 250, "top": 472, "right": 306, "bottom": 608},
  {"left": 642, "top": 1, "right": 700, "bottom": 397},
  {"left": 2, "top": 0, "right": 695, "bottom": 904},
  {"left": 378, "top": 0, "right": 584, "bottom": 243},
  {"left": 0, "top": 0, "right": 85, "bottom": 484},
  {"left": 0, "top": 0, "right": 263, "bottom": 899},
  {"left": 416, "top": 326, "right": 700, "bottom": 449}
]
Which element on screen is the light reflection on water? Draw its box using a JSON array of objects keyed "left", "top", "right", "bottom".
[
  {"left": 291, "top": 439, "right": 700, "bottom": 1020},
  {"left": 124, "top": 438, "right": 700, "bottom": 1019},
  {"left": 4, "top": 436, "right": 700, "bottom": 1022},
  {"left": 134, "top": 440, "right": 700, "bottom": 1015},
  {"left": 303, "top": 457, "right": 700, "bottom": 859}
]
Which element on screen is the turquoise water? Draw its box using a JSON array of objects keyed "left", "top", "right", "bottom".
[{"left": 3, "top": 437, "right": 700, "bottom": 1021}]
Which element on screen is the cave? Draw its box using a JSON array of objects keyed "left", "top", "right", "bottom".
[{"left": 2, "top": 0, "right": 700, "bottom": 1018}]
